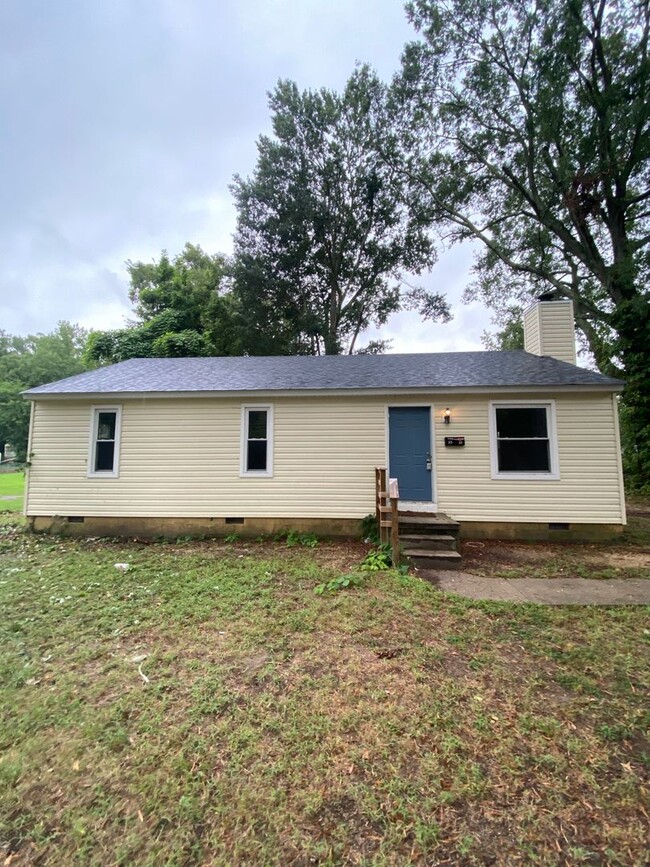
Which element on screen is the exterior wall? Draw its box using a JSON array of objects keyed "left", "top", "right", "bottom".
[
  {"left": 26, "top": 396, "right": 386, "bottom": 520},
  {"left": 524, "top": 300, "right": 576, "bottom": 365},
  {"left": 434, "top": 392, "right": 625, "bottom": 524},
  {"left": 25, "top": 391, "right": 625, "bottom": 526}
]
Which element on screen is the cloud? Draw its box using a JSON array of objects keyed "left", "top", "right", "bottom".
[
  {"left": 0, "top": 0, "right": 492, "bottom": 348},
  {"left": 363, "top": 244, "right": 490, "bottom": 353}
]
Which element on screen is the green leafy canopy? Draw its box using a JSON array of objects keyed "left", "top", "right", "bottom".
[
  {"left": 0, "top": 323, "right": 88, "bottom": 461},
  {"left": 231, "top": 65, "right": 450, "bottom": 356},
  {"left": 387, "top": 0, "right": 650, "bottom": 484},
  {"left": 84, "top": 244, "right": 241, "bottom": 365}
]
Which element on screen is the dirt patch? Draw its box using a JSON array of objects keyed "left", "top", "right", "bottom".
[
  {"left": 460, "top": 538, "right": 650, "bottom": 580},
  {"left": 310, "top": 793, "right": 384, "bottom": 859},
  {"left": 239, "top": 651, "right": 271, "bottom": 674},
  {"left": 463, "top": 541, "right": 551, "bottom": 563},
  {"left": 598, "top": 550, "right": 650, "bottom": 568},
  {"left": 438, "top": 651, "right": 473, "bottom": 679},
  {"left": 282, "top": 631, "right": 416, "bottom": 690},
  {"left": 626, "top": 498, "right": 650, "bottom": 517}
]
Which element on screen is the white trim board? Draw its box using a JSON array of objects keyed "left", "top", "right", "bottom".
[
  {"left": 239, "top": 403, "right": 274, "bottom": 478},
  {"left": 24, "top": 383, "right": 623, "bottom": 401},
  {"left": 488, "top": 400, "right": 560, "bottom": 481},
  {"left": 87, "top": 405, "right": 123, "bottom": 479}
]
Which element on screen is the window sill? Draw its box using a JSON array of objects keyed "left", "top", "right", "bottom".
[
  {"left": 87, "top": 471, "right": 120, "bottom": 479},
  {"left": 491, "top": 471, "right": 560, "bottom": 481},
  {"left": 239, "top": 471, "right": 273, "bottom": 479}
]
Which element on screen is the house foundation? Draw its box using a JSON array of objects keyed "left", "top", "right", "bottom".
[
  {"left": 27, "top": 514, "right": 624, "bottom": 542},
  {"left": 28, "top": 514, "right": 363, "bottom": 539},
  {"left": 458, "top": 521, "right": 624, "bottom": 542}
]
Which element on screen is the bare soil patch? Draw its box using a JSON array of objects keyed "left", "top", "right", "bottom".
[{"left": 461, "top": 536, "right": 650, "bottom": 580}]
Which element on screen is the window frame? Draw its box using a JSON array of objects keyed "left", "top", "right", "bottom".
[
  {"left": 240, "top": 404, "right": 274, "bottom": 478},
  {"left": 489, "top": 400, "right": 559, "bottom": 480},
  {"left": 87, "top": 405, "right": 122, "bottom": 479}
]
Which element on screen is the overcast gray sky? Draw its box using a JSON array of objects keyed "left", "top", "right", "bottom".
[{"left": 0, "top": 0, "right": 490, "bottom": 352}]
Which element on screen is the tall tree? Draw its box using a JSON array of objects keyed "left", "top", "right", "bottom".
[
  {"left": 85, "top": 244, "right": 241, "bottom": 365},
  {"left": 0, "top": 322, "right": 88, "bottom": 461},
  {"left": 388, "top": 0, "right": 650, "bottom": 482},
  {"left": 481, "top": 307, "right": 525, "bottom": 351},
  {"left": 231, "top": 65, "right": 449, "bottom": 356}
]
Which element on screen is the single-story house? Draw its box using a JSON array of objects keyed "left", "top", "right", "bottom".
[{"left": 22, "top": 297, "right": 626, "bottom": 541}]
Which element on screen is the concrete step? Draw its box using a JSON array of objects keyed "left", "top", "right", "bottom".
[
  {"left": 404, "top": 549, "right": 463, "bottom": 571},
  {"left": 400, "top": 533, "right": 457, "bottom": 551}
]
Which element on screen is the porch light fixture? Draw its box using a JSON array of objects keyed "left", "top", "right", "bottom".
[{"left": 443, "top": 407, "right": 451, "bottom": 424}]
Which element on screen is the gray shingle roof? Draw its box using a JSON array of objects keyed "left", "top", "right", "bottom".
[{"left": 23, "top": 352, "right": 623, "bottom": 396}]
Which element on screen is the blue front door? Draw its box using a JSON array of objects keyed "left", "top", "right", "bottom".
[{"left": 388, "top": 407, "right": 432, "bottom": 501}]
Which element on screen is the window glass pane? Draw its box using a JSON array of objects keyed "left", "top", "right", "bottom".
[
  {"left": 498, "top": 439, "right": 550, "bottom": 472},
  {"left": 248, "top": 410, "right": 267, "bottom": 440},
  {"left": 97, "top": 412, "right": 116, "bottom": 440},
  {"left": 95, "top": 441, "right": 115, "bottom": 472},
  {"left": 247, "top": 440, "right": 267, "bottom": 471},
  {"left": 496, "top": 407, "right": 547, "bottom": 439}
]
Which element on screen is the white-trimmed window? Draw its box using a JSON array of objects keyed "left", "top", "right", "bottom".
[
  {"left": 88, "top": 406, "right": 122, "bottom": 478},
  {"left": 240, "top": 405, "right": 273, "bottom": 476},
  {"left": 489, "top": 401, "right": 559, "bottom": 480}
]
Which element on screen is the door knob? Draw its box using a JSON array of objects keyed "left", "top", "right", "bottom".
[{"left": 426, "top": 453, "right": 432, "bottom": 471}]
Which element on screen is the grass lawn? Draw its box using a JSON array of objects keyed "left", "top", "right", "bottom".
[
  {"left": 1, "top": 517, "right": 649, "bottom": 866},
  {"left": 0, "top": 472, "right": 24, "bottom": 512}
]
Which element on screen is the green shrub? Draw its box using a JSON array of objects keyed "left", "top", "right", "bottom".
[
  {"left": 360, "top": 513, "right": 379, "bottom": 543},
  {"left": 273, "top": 528, "right": 319, "bottom": 548},
  {"left": 286, "top": 530, "right": 319, "bottom": 548},
  {"left": 361, "top": 544, "right": 393, "bottom": 571}
]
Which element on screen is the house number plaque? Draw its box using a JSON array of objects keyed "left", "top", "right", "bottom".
[{"left": 444, "top": 436, "right": 465, "bottom": 447}]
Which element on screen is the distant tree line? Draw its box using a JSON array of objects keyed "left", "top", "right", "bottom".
[
  {"left": 4, "top": 0, "right": 648, "bottom": 488},
  {"left": 0, "top": 323, "right": 88, "bottom": 462}
]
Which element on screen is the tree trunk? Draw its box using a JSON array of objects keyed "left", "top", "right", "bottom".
[
  {"left": 611, "top": 295, "right": 650, "bottom": 487},
  {"left": 324, "top": 278, "right": 342, "bottom": 354},
  {"left": 323, "top": 332, "right": 342, "bottom": 354}
]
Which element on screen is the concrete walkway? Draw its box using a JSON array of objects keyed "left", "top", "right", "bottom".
[{"left": 424, "top": 570, "right": 650, "bottom": 605}]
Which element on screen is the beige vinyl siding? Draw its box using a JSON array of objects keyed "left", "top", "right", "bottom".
[
  {"left": 26, "top": 397, "right": 387, "bottom": 519},
  {"left": 524, "top": 301, "right": 576, "bottom": 364},
  {"left": 26, "top": 391, "right": 624, "bottom": 524},
  {"left": 523, "top": 305, "right": 541, "bottom": 356},
  {"left": 434, "top": 392, "right": 624, "bottom": 523}
]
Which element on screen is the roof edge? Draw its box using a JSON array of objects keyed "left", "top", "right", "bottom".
[{"left": 23, "top": 383, "right": 624, "bottom": 400}]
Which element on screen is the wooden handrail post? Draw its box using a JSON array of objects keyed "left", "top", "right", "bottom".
[
  {"left": 375, "top": 466, "right": 388, "bottom": 543},
  {"left": 375, "top": 467, "right": 400, "bottom": 557},
  {"left": 375, "top": 466, "right": 381, "bottom": 537},
  {"left": 389, "top": 477, "right": 400, "bottom": 567}
]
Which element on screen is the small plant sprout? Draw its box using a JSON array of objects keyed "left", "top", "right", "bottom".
[
  {"left": 360, "top": 544, "right": 393, "bottom": 572},
  {"left": 285, "top": 530, "right": 319, "bottom": 548},
  {"left": 314, "top": 573, "right": 363, "bottom": 595}
]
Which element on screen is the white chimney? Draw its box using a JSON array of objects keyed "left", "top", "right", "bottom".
[{"left": 523, "top": 295, "right": 576, "bottom": 365}]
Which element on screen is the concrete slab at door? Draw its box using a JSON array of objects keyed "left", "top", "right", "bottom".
[{"left": 388, "top": 407, "right": 432, "bottom": 501}]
